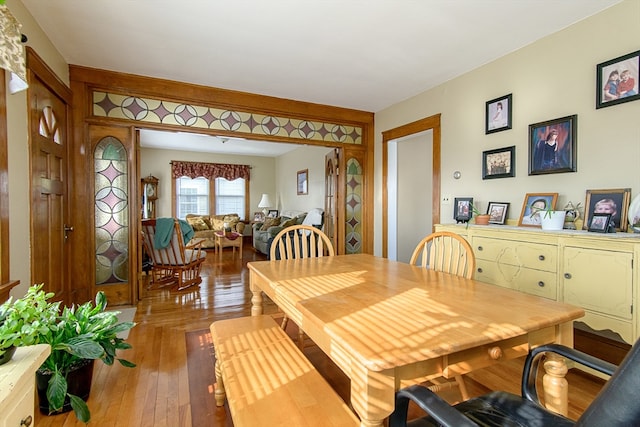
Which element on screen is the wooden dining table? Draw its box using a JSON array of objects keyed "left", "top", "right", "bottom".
[{"left": 248, "top": 253, "right": 584, "bottom": 427}]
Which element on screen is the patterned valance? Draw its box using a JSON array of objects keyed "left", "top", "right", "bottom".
[
  {"left": 171, "top": 161, "right": 250, "bottom": 180},
  {"left": 0, "top": 4, "right": 28, "bottom": 93}
]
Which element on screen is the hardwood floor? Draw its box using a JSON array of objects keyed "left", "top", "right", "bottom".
[{"left": 35, "top": 240, "right": 607, "bottom": 426}]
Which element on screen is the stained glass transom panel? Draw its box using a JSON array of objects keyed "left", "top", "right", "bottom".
[{"left": 94, "top": 137, "right": 129, "bottom": 285}]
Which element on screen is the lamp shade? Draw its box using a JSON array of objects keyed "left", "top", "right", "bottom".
[{"left": 258, "top": 193, "right": 273, "bottom": 209}]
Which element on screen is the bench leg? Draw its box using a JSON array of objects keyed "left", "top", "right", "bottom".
[{"left": 214, "top": 358, "right": 226, "bottom": 407}]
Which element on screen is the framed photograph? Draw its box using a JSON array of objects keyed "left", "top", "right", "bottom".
[
  {"left": 588, "top": 213, "right": 612, "bottom": 233},
  {"left": 596, "top": 49, "right": 640, "bottom": 109},
  {"left": 528, "top": 115, "right": 577, "bottom": 175},
  {"left": 454, "top": 197, "right": 473, "bottom": 223},
  {"left": 297, "top": 169, "right": 308, "bottom": 195},
  {"left": 253, "top": 211, "right": 265, "bottom": 222},
  {"left": 267, "top": 209, "right": 279, "bottom": 218},
  {"left": 485, "top": 93, "right": 512, "bottom": 134},
  {"left": 518, "top": 193, "right": 558, "bottom": 227},
  {"left": 487, "top": 202, "right": 509, "bottom": 225},
  {"left": 482, "top": 146, "right": 515, "bottom": 180},
  {"left": 583, "top": 188, "right": 631, "bottom": 232}
]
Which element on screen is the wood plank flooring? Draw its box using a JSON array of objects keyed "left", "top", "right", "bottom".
[{"left": 35, "top": 240, "right": 608, "bottom": 426}]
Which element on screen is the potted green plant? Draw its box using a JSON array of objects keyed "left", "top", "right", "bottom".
[
  {"left": 0, "top": 284, "right": 58, "bottom": 365},
  {"left": 528, "top": 201, "right": 566, "bottom": 230},
  {"left": 469, "top": 203, "right": 490, "bottom": 226},
  {"left": 4, "top": 284, "right": 136, "bottom": 423}
]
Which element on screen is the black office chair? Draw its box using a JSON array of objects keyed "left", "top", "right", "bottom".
[{"left": 390, "top": 338, "right": 640, "bottom": 427}]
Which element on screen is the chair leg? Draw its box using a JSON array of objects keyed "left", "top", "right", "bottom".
[
  {"left": 298, "top": 329, "right": 305, "bottom": 349},
  {"left": 281, "top": 315, "right": 289, "bottom": 330},
  {"left": 455, "top": 375, "right": 469, "bottom": 400}
]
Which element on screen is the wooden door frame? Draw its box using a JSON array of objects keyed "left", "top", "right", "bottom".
[{"left": 381, "top": 114, "right": 441, "bottom": 258}]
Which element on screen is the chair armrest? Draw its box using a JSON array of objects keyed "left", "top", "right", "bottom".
[
  {"left": 186, "top": 239, "right": 205, "bottom": 250},
  {"left": 390, "top": 385, "right": 479, "bottom": 427},
  {"left": 522, "top": 343, "right": 617, "bottom": 403},
  {"left": 252, "top": 222, "right": 264, "bottom": 232}
]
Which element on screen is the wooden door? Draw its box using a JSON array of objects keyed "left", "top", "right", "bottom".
[
  {"left": 29, "top": 71, "right": 69, "bottom": 302},
  {"left": 324, "top": 149, "right": 339, "bottom": 253}
]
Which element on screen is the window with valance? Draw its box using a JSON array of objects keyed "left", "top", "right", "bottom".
[{"left": 171, "top": 161, "right": 251, "bottom": 220}]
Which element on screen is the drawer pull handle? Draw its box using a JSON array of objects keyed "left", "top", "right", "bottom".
[
  {"left": 488, "top": 347, "right": 503, "bottom": 360},
  {"left": 477, "top": 268, "right": 483, "bottom": 273},
  {"left": 477, "top": 246, "right": 483, "bottom": 251},
  {"left": 21, "top": 415, "right": 33, "bottom": 426},
  {"left": 538, "top": 281, "right": 545, "bottom": 287},
  {"left": 564, "top": 273, "right": 572, "bottom": 279},
  {"left": 538, "top": 255, "right": 545, "bottom": 261}
]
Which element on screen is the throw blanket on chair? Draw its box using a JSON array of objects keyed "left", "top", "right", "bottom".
[{"left": 154, "top": 217, "right": 195, "bottom": 249}]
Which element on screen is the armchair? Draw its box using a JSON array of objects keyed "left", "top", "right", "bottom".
[{"left": 390, "top": 339, "right": 640, "bottom": 427}]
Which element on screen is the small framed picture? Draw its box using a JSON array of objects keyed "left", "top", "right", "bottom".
[
  {"left": 454, "top": 197, "right": 473, "bottom": 223},
  {"left": 588, "top": 213, "right": 613, "bottom": 233},
  {"left": 518, "top": 193, "right": 558, "bottom": 228},
  {"left": 485, "top": 93, "right": 512, "bottom": 134},
  {"left": 253, "top": 211, "right": 265, "bottom": 222},
  {"left": 583, "top": 188, "right": 631, "bottom": 232},
  {"left": 297, "top": 169, "right": 308, "bottom": 195},
  {"left": 482, "top": 146, "right": 515, "bottom": 180},
  {"left": 528, "top": 115, "right": 577, "bottom": 175},
  {"left": 596, "top": 50, "right": 640, "bottom": 109},
  {"left": 267, "top": 209, "right": 279, "bottom": 218},
  {"left": 487, "top": 202, "right": 509, "bottom": 225}
]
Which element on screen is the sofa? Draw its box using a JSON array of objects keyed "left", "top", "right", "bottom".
[
  {"left": 185, "top": 213, "right": 246, "bottom": 248},
  {"left": 252, "top": 208, "right": 324, "bottom": 256}
]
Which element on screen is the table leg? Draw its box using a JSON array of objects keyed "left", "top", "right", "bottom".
[
  {"left": 249, "top": 275, "right": 264, "bottom": 316},
  {"left": 349, "top": 364, "right": 394, "bottom": 427},
  {"left": 542, "top": 353, "right": 569, "bottom": 416}
]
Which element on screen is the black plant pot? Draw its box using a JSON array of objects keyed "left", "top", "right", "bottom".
[
  {"left": 36, "top": 359, "right": 95, "bottom": 415},
  {"left": 0, "top": 346, "right": 16, "bottom": 366}
]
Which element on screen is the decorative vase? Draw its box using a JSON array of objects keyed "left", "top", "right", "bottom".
[
  {"left": 541, "top": 211, "right": 566, "bottom": 231},
  {"left": 36, "top": 359, "right": 95, "bottom": 415},
  {"left": 0, "top": 346, "right": 16, "bottom": 366},
  {"left": 475, "top": 214, "right": 490, "bottom": 225}
]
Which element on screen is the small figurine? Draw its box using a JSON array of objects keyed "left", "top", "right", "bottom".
[{"left": 563, "top": 201, "right": 581, "bottom": 230}]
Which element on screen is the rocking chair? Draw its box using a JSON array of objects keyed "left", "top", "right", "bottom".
[{"left": 141, "top": 218, "right": 206, "bottom": 291}]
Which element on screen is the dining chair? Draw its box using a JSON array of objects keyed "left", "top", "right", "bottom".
[
  {"left": 409, "top": 231, "right": 476, "bottom": 400},
  {"left": 409, "top": 231, "right": 476, "bottom": 279},
  {"left": 390, "top": 338, "right": 640, "bottom": 427},
  {"left": 141, "top": 218, "right": 207, "bottom": 291},
  {"left": 270, "top": 224, "right": 335, "bottom": 348}
]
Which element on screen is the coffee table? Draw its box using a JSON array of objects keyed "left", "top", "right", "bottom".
[{"left": 214, "top": 231, "right": 243, "bottom": 260}]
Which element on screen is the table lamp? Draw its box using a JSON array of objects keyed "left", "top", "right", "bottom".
[{"left": 258, "top": 193, "right": 272, "bottom": 216}]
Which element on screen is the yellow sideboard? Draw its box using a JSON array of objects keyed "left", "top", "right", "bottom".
[{"left": 436, "top": 223, "right": 640, "bottom": 345}]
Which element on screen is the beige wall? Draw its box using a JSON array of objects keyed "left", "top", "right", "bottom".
[
  {"left": 374, "top": 0, "right": 640, "bottom": 256},
  {"left": 275, "top": 145, "right": 332, "bottom": 213},
  {"left": 140, "top": 147, "right": 276, "bottom": 221},
  {"left": 5, "top": 0, "right": 68, "bottom": 296}
]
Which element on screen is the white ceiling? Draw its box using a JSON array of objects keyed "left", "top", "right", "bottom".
[{"left": 20, "top": 0, "right": 621, "bottom": 155}]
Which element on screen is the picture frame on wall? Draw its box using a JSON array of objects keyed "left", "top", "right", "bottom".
[
  {"left": 588, "top": 213, "right": 613, "bottom": 233},
  {"left": 487, "top": 202, "right": 509, "bottom": 225},
  {"left": 583, "top": 188, "right": 631, "bottom": 232},
  {"left": 485, "top": 93, "right": 512, "bottom": 134},
  {"left": 454, "top": 197, "right": 473, "bottom": 223},
  {"left": 528, "top": 115, "right": 577, "bottom": 175},
  {"left": 297, "top": 169, "right": 308, "bottom": 195},
  {"left": 596, "top": 49, "right": 640, "bottom": 109},
  {"left": 518, "top": 192, "right": 558, "bottom": 227},
  {"left": 482, "top": 146, "right": 515, "bottom": 180}
]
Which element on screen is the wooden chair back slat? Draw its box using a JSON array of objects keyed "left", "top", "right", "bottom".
[{"left": 410, "top": 231, "right": 475, "bottom": 279}]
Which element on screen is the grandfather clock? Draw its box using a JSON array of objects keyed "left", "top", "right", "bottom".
[{"left": 141, "top": 175, "right": 159, "bottom": 219}]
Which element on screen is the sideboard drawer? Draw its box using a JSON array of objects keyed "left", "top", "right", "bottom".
[
  {"left": 476, "top": 260, "right": 557, "bottom": 300},
  {"left": 473, "top": 236, "right": 557, "bottom": 272}
]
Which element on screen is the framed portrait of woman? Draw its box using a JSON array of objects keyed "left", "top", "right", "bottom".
[{"left": 528, "top": 115, "right": 577, "bottom": 175}]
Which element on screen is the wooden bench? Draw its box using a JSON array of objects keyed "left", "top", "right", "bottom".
[{"left": 210, "top": 315, "right": 359, "bottom": 427}]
